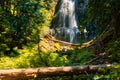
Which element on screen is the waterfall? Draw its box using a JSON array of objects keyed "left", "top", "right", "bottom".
[{"left": 51, "top": 0, "right": 80, "bottom": 43}]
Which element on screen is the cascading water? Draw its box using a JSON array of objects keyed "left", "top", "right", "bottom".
[
  {"left": 50, "top": 0, "right": 97, "bottom": 43},
  {"left": 51, "top": 0, "right": 80, "bottom": 43}
]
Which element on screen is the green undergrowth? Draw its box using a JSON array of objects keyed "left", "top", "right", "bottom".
[
  {"left": 0, "top": 43, "right": 94, "bottom": 68},
  {"left": 104, "top": 37, "right": 120, "bottom": 78},
  {"left": 0, "top": 44, "right": 42, "bottom": 68},
  {"left": 65, "top": 48, "right": 94, "bottom": 65},
  {"left": 105, "top": 38, "right": 120, "bottom": 63},
  {"left": 0, "top": 39, "right": 120, "bottom": 79}
]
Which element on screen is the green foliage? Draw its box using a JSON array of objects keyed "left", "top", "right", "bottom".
[
  {"left": 0, "top": 0, "right": 56, "bottom": 54},
  {"left": 103, "top": 38, "right": 120, "bottom": 79},
  {"left": 39, "top": 0, "right": 57, "bottom": 37},
  {"left": 87, "top": 0, "right": 120, "bottom": 35},
  {"left": 0, "top": 44, "right": 42, "bottom": 68},
  {"left": 65, "top": 48, "right": 94, "bottom": 65},
  {"left": 0, "top": 0, "right": 42, "bottom": 54},
  {"left": 109, "top": 65, "right": 120, "bottom": 79},
  {"left": 105, "top": 38, "right": 120, "bottom": 63},
  {"left": 0, "top": 45, "right": 94, "bottom": 68},
  {"left": 39, "top": 51, "right": 70, "bottom": 66},
  {"left": 1, "top": 0, "right": 120, "bottom": 79},
  {"left": 86, "top": 0, "right": 120, "bottom": 79}
]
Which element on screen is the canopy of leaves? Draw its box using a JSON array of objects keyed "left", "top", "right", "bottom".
[
  {"left": 87, "top": 0, "right": 120, "bottom": 35},
  {"left": 0, "top": 0, "right": 57, "bottom": 54}
]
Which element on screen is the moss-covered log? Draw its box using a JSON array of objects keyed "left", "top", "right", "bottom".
[{"left": 0, "top": 64, "right": 113, "bottom": 80}]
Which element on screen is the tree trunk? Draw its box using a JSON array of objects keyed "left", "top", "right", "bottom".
[{"left": 0, "top": 64, "right": 113, "bottom": 80}]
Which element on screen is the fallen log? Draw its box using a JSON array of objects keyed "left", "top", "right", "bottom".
[
  {"left": 53, "top": 39, "right": 81, "bottom": 46},
  {"left": 0, "top": 64, "right": 113, "bottom": 80},
  {"left": 43, "top": 34, "right": 81, "bottom": 46}
]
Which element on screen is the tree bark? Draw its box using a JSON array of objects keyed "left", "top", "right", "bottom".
[{"left": 0, "top": 64, "right": 113, "bottom": 80}]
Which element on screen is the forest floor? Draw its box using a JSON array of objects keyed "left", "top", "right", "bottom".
[{"left": 0, "top": 28, "right": 120, "bottom": 79}]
